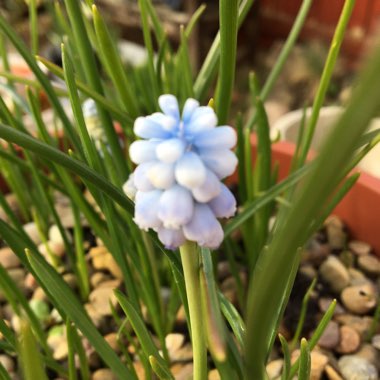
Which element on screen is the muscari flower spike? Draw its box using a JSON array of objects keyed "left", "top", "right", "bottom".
[{"left": 125, "top": 94, "right": 238, "bottom": 249}]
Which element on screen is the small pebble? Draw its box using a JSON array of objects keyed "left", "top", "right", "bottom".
[
  {"left": 91, "top": 369, "right": 118, "bottom": 380},
  {"left": 89, "top": 285, "right": 119, "bottom": 317},
  {"left": 166, "top": 333, "right": 185, "bottom": 360},
  {"left": 90, "top": 272, "right": 111, "bottom": 288},
  {"left": 319, "top": 256, "right": 350, "bottom": 293},
  {"left": 0, "top": 247, "right": 20, "bottom": 269},
  {"left": 372, "top": 334, "right": 380, "bottom": 350},
  {"left": 208, "top": 369, "right": 221, "bottom": 380},
  {"left": 302, "top": 240, "right": 330, "bottom": 264},
  {"left": 266, "top": 359, "right": 283, "bottom": 379},
  {"left": 318, "top": 321, "right": 340, "bottom": 350},
  {"left": 341, "top": 283, "right": 377, "bottom": 315},
  {"left": 104, "top": 333, "right": 120, "bottom": 354},
  {"left": 356, "top": 344, "right": 380, "bottom": 370},
  {"left": 338, "top": 355, "right": 378, "bottom": 380},
  {"left": 336, "top": 325, "right": 361, "bottom": 354},
  {"left": 23, "top": 222, "right": 41, "bottom": 245},
  {"left": 89, "top": 246, "right": 123, "bottom": 279},
  {"left": 0, "top": 355, "right": 14, "bottom": 373},
  {"left": 325, "top": 216, "right": 347, "bottom": 250},
  {"left": 318, "top": 297, "right": 344, "bottom": 315},
  {"left": 335, "top": 314, "right": 373, "bottom": 339},
  {"left": 349, "top": 241, "right": 372, "bottom": 256},
  {"left": 357, "top": 255, "right": 380, "bottom": 276}
]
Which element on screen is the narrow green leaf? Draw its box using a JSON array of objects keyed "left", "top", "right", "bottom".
[
  {"left": 18, "top": 320, "right": 49, "bottom": 380},
  {"left": 66, "top": 320, "right": 78, "bottom": 380},
  {"left": 115, "top": 290, "right": 173, "bottom": 379},
  {"left": 279, "top": 335, "right": 290, "bottom": 380},
  {"left": 290, "top": 278, "right": 317, "bottom": 350},
  {"left": 194, "top": 0, "right": 255, "bottom": 101},
  {"left": 298, "top": 339, "right": 311, "bottom": 380},
  {"left": 218, "top": 293, "right": 245, "bottom": 349},
  {"left": 215, "top": 0, "right": 238, "bottom": 124},
  {"left": 36, "top": 56, "right": 133, "bottom": 124},
  {"left": 0, "top": 362, "right": 12, "bottom": 380},
  {"left": 63, "top": 0, "right": 128, "bottom": 177},
  {"left": 92, "top": 5, "right": 139, "bottom": 117},
  {"left": 0, "top": 14, "right": 81, "bottom": 152},
  {"left": 199, "top": 248, "right": 226, "bottom": 362},
  {"left": 298, "top": 0, "right": 356, "bottom": 164}
]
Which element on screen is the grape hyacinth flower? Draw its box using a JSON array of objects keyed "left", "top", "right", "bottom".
[{"left": 126, "top": 94, "right": 238, "bottom": 249}]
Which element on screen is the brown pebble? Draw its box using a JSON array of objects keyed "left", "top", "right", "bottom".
[
  {"left": 90, "top": 272, "right": 111, "bottom": 288},
  {"left": 319, "top": 256, "right": 350, "bottom": 293},
  {"left": 335, "top": 314, "right": 373, "bottom": 339},
  {"left": 208, "top": 368, "right": 221, "bottom": 380},
  {"left": 341, "top": 283, "right": 377, "bottom": 315},
  {"left": 266, "top": 359, "right": 283, "bottom": 379},
  {"left": 348, "top": 240, "right": 372, "bottom": 256},
  {"left": 0, "top": 355, "right": 14, "bottom": 373},
  {"left": 91, "top": 368, "right": 118, "bottom": 380},
  {"left": 318, "top": 321, "right": 340, "bottom": 349},
  {"left": 336, "top": 325, "right": 361, "bottom": 354},
  {"left": 357, "top": 255, "right": 380, "bottom": 276},
  {"left": 104, "top": 333, "right": 120, "bottom": 354},
  {"left": 325, "top": 215, "right": 347, "bottom": 250},
  {"left": 0, "top": 247, "right": 20, "bottom": 269}
]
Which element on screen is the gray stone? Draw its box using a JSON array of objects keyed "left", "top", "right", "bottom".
[
  {"left": 338, "top": 355, "right": 378, "bottom": 380},
  {"left": 318, "top": 321, "right": 340, "bottom": 349}
]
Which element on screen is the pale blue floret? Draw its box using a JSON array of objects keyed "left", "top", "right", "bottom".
[
  {"left": 134, "top": 190, "right": 163, "bottom": 230},
  {"left": 126, "top": 94, "right": 238, "bottom": 249},
  {"left": 158, "top": 185, "right": 194, "bottom": 229},
  {"left": 183, "top": 203, "right": 224, "bottom": 249}
]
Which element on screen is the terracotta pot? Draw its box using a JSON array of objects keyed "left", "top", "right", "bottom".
[
  {"left": 261, "top": 107, "right": 380, "bottom": 255},
  {"left": 258, "top": 0, "right": 380, "bottom": 59}
]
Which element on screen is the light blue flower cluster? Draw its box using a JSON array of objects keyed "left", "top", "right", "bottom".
[{"left": 126, "top": 95, "right": 237, "bottom": 249}]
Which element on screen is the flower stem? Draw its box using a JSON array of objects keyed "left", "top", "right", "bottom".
[{"left": 180, "top": 241, "right": 207, "bottom": 380}]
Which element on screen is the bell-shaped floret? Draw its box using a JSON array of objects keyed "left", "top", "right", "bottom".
[
  {"left": 156, "top": 138, "right": 186, "bottom": 163},
  {"left": 182, "top": 98, "right": 199, "bottom": 123},
  {"left": 175, "top": 151, "right": 207, "bottom": 189},
  {"left": 134, "top": 190, "right": 163, "bottom": 230},
  {"left": 183, "top": 203, "right": 224, "bottom": 249},
  {"left": 185, "top": 106, "right": 217, "bottom": 136},
  {"left": 129, "top": 140, "right": 160, "bottom": 164},
  {"left": 192, "top": 169, "right": 221, "bottom": 203},
  {"left": 147, "top": 162, "right": 175, "bottom": 189},
  {"left": 193, "top": 126, "right": 237, "bottom": 150},
  {"left": 158, "top": 185, "right": 194, "bottom": 229},
  {"left": 133, "top": 162, "right": 155, "bottom": 191},
  {"left": 134, "top": 116, "right": 173, "bottom": 139},
  {"left": 200, "top": 149, "right": 237, "bottom": 179},
  {"left": 122, "top": 174, "right": 137, "bottom": 201},
  {"left": 159, "top": 94, "right": 180, "bottom": 120},
  {"left": 157, "top": 227, "right": 186, "bottom": 249},
  {"left": 209, "top": 183, "right": 236, "bottom": 218}
]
